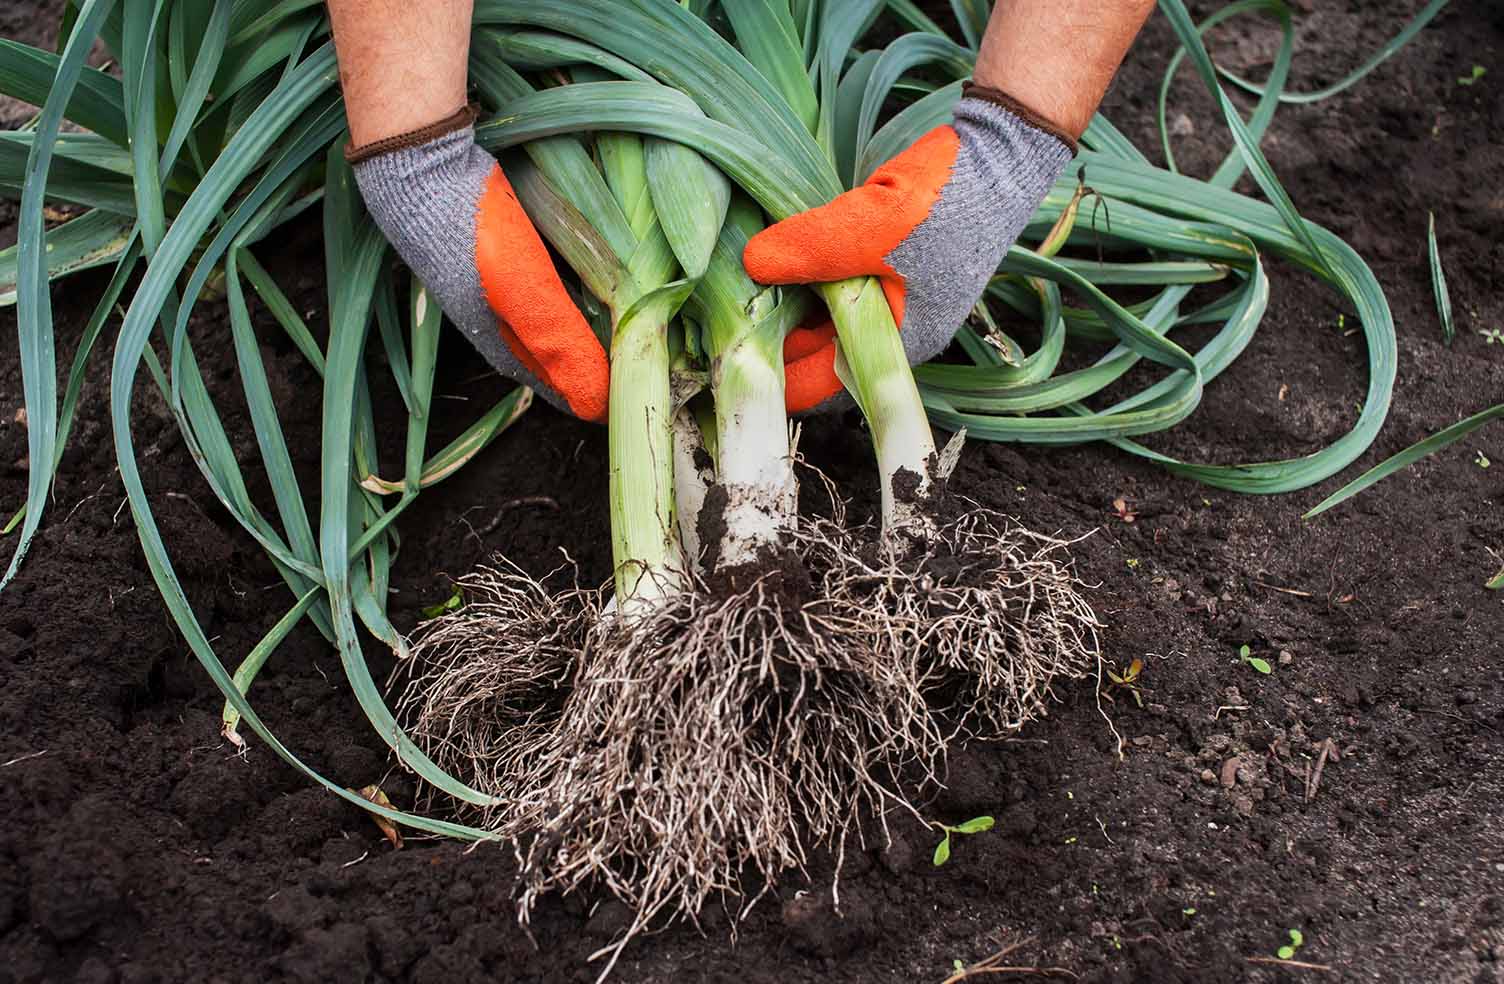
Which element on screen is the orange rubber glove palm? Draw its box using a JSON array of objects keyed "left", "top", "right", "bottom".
[{"left": 748, "top": 87, "right": 1076, "bottom": 413}]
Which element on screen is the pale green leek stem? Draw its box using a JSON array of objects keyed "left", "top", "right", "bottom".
[
  {"left": 608, "top": 301, "right": 685, "bottom": 609},
  {"left": 818, "top": 276, "right": 937, "bottom": 534}
]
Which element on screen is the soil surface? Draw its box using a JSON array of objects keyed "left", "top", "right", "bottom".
[{"left": 2, "top": 2, "right": 1502, "bottom": 982}]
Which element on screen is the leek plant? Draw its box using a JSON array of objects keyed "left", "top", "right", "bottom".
[
  {"left": 471, "top": 0, "right": 1414, "bottom": 505},
  {"left": 686, "top": 199, "right": 807, "bottom": 568},
  {"left": 507, "top": 145, "right": 696, "bottom": 609},
  {"left": 0, "top": 0, "right": 1451, "bottom": 956}
]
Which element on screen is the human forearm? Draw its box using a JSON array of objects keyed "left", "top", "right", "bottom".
[
  {"left": 973, "top": 0, "right": 1156, "bottom": 141},
  {"left": 326, "top": 0, "right": 473, "bottom": 147}
]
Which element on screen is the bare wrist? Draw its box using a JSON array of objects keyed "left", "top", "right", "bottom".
[
  {"left": 971, "top": 0, "right": 1157, "bottom": 141},
  {"left": 346, "top": 104, "right": 479, "bottom": 164},
  {"left": 960, "top": 82, "right": 1078, "bottom": 154}
]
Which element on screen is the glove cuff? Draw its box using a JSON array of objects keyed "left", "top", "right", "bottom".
[
  {"left": 345, "top": 103, "right": 480, "bottom": 164},
  {"left": 960, "top": 81, "right": 1078, "bottom": 156}
]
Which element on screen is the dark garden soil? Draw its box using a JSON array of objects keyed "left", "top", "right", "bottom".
[{"left": 2, "top": 2, "right": 1502, "bottom": 982}]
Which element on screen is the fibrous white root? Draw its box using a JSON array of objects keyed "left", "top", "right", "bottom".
[{"left": 400, "top": 506, "right": 1100, "bottom": 947}]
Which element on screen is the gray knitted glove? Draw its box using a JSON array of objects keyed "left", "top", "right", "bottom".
[
  {"left": 350, "top": 107, "right": 609, "bottom": 421},
  {"left": 744, "top": 85, "right": 1074, "bottom": 412}
]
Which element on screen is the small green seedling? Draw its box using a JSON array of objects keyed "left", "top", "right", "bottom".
[
  {"left": 1277, "top": 928, "right": 1305, "bottom": 960},
  {"left": 1239, "top": 644, "right": 1272, "bottom": 675},
  {"left": 1481, "top": 328, "right": 1504, "bottom": 345},
  {"left": 1102, "top": 657, "right": 1145, "bottom": 707},
  {"left": 419, "top": 589, "right": 462, "bottom": 620},
  {"left": 932, "top": 816, "right": 995, "bottom": 866},
  {"left": 952, "top": 958, "right": 965, "bottom": 973},
  {"left": 1458, "top": 65, "right": 1486, "bottom": 86},
  {"left": 1477, "top": 451, "right": 1491, "bottom": 469}
]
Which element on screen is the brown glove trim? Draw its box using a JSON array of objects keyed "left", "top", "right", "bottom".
[
  {"left": 960, "top": 82, "right": 1079, "bottom": 155},
  {"left": 345, "top": 104, "right": 481, "bottom": 165}
]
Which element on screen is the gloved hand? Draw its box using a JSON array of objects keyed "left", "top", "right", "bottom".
[
  {"left": 747, "top": 84, "right": 1076, "bottom": 413},
  {"left": 350, "top": 106, "right": 609, "bottom": 422}
]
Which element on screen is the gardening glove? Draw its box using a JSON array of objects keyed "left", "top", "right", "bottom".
[
  {"left": 747, "top": 84, "right": 1077, "bottom": 413},
  {"left": 349, "top": 105, "right": 609, "bottom": 422}
]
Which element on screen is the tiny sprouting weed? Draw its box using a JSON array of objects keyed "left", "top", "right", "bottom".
[
  {"left": 1477, "top": 451, "right": 1491, "bottom": 469},
  {"left": 932, "top": 816, "right": 995, "bottom": 866},
  {"left": 1277, "top": 928, "right": 1305, "bottom": 960},
  {"left": 1239, "top": 644, "right": 1272, "bottom": 675},
  {"left": 1481, "top": 328, "right": 1504, "bottom": 345},
  {"left": 420, "top": 589, "right": 462, "bottom": 620},
  {"left": 1458, "top": 65, "right": 1486, "bottom": 86},
  {"left": 1102, "top": 657, "right": 1146, "bottom": 707}
]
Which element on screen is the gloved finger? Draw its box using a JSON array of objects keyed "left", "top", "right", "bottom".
[
  {"left": 782, "top": 320, "right": 841, "bottom": 413},
  {"left": 744, "top": 126, "right": 962, "bottom": 330},
  {"left": 784, "top": 320, "right": 836, "bottom": 362},
  {"left": 475, "top": 165, "right": 609, "bottom": 422},
  {"left": 742, "top": 183, "right": 907, "bottom": 287}
]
